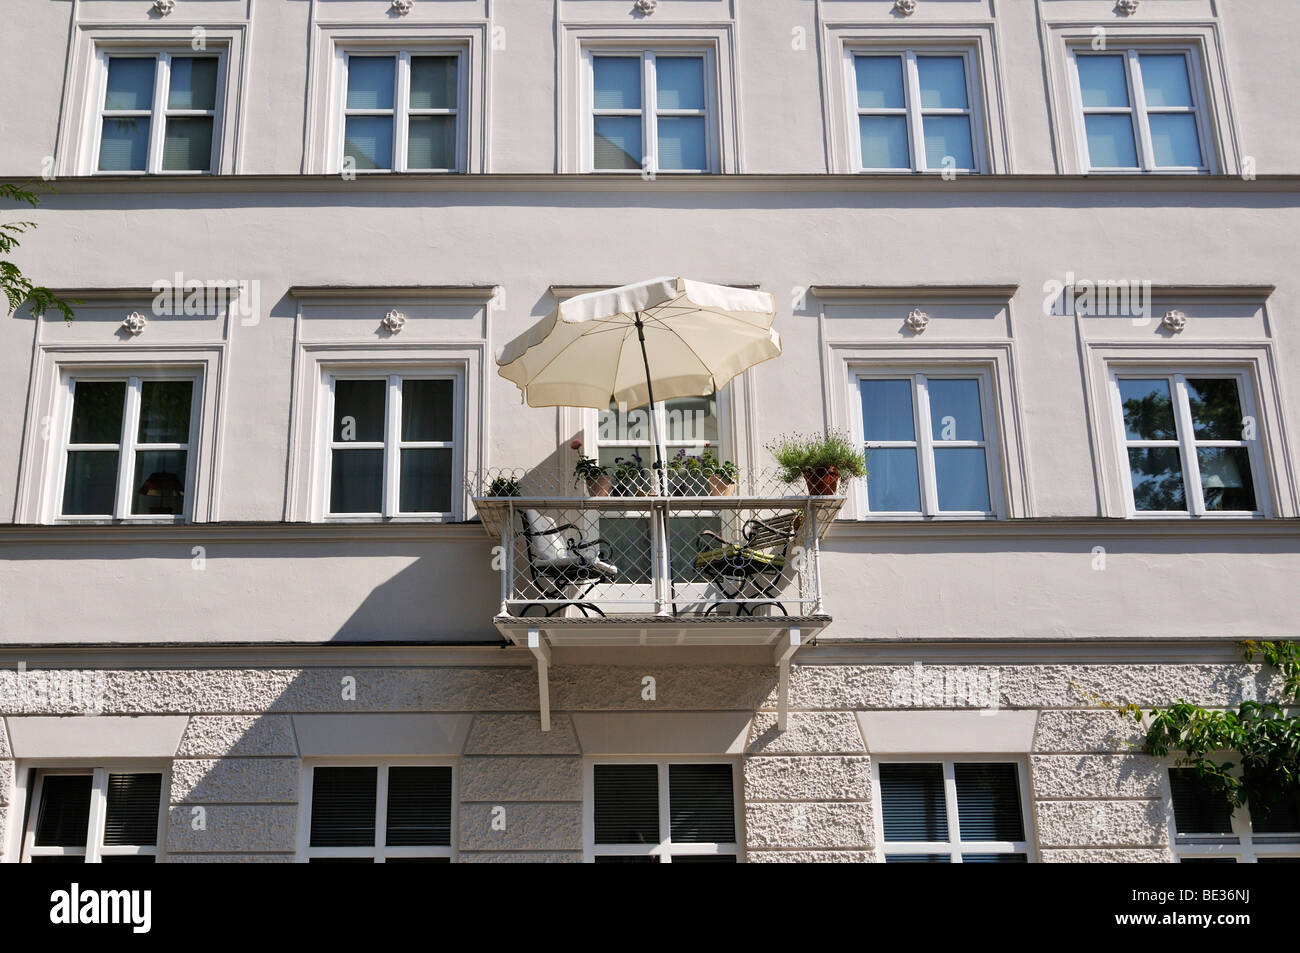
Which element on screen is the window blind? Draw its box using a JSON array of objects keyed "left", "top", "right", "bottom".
[
  {"left": 1243, "top": 768, "right": 1300, "bottom": 834},
  {"left": 1169, "top": 768, "right": 1234, "bottom": 834},
  {"left": 879, "top": 763, "right": 947, "bottom": 842},
  {"left": 103, "top": 773, "right": 162, "bottom": 846},
  {"left": 34, "top": 775, "right": 93, "bottom": 847},
  {"left": 593, "top": 764, "right": 659, "bottom": 844},
  {"left": 954, "top": 763, "right": 1024, "bottom": 842},
  {"left": 310, "top": 766, "right": 378, "bottom": 847},
  {"left": 668, "top": 763, "right": 735, "bottom": 844},
  {"left": 385, "top": 766, "right": 452, "bottom": 847}
]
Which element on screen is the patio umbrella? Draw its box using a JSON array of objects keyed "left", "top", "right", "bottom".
[{"left": 497, "top": 277, "right": 780, "bottom": 478}]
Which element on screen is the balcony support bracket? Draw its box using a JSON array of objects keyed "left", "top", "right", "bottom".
[
  {"left": 528, "top": 627, "right": 553, "bottom": 732},
  {"left": 774, "top": 626, "right": 801, "bottom": 732}
]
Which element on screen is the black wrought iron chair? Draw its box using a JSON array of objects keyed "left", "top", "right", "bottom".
[
  {"left": 692, "top": 511, "right": 805, "bottom": 616},
  {"left": 515, "top": 508, "right": 619, "bottom": 617}
]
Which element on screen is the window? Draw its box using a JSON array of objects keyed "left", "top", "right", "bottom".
[
  {"left": 1110, "top": 372, "right": 1262, "bottom": 516},
  {"left": 1071, "top": 49, "right": 1209, "bottom": 172},
  {"left": 341, "top": 51, "right": 464, "bottom": 172},
  {"left": 22, "top": 769, "right": 165, "bottom": 863},
  {"left": 325, "top": 372, "right": 460, "bottom": 519},
  {"left": 586, "top": 51, "right": 715, "bottom": 173},
  {"left": 304, "top": 763, "right": 454, "bottom": 862},
  {"left": 96, "top": 53, "right": 221, "bottom": 173},
  {"left": 849, "top": 50, "right": 980, "bottom": 173},
  {"left": 854, "top": 373, "right": 997, "bottom": 517},
  {"left": 57, "top": 374, "right": 198, "bottom": 520},
  {"left": 1169, "top": 768, "right": 1300, "bottom": 863},
  {"left": 875, "top": 760, "right": 1031, "bottom": 862},
  {"left": 585, "top": 760, "right": 740, "bottom": 862}
]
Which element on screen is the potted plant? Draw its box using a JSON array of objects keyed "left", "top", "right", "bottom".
[
  {"left": 486, "top": 475, "right": 522, "bottom": 498},
  {"left": 701, "top": 448, "right": 738, "bottom": 496},
  {"left": 767, "top": 430, "right": 866, "bottom": 496},
  {"left": 667, "top": 449, "right": 710, "bottom": 496},
  {"left": 573, "top": 455, "right": 611, "bottom": 496},
  {"left": 611, "top": 452, "right": 651, "bottom": 496}
]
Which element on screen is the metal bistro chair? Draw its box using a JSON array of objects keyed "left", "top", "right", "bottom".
[
  {"left": 515, "top": 508, "right": 619, "bottom": 617},
  {"left": 692, "top": 511, "right": 805, "bottom": 616}
]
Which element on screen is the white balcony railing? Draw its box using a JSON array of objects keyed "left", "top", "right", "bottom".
[{"left": 469, "top": 468, "right": 843, "bottom": 623}]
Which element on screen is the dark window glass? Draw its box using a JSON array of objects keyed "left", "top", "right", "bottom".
[
  {"left": 668, "top": 764, "right": 735, "bottom": 844},
  {"left": 62, "top": 450, "right": 119, "bottom": 515},
  {"left": 400, "top": 379, "right": 453, "bottom": 442},
  {"left": 955, "top": 763, "right": 1024, "bottom": 842},
  {"left": 104, "top": 773, "right": 162, "bottom": 846},
  {"left": 1170, "top": 768, "right": 1234, "bottom": 834},
  {"left": 132, "top": 449, "right": 188, "bottom": 515},
  {"left": 879, "top": 763, "right": 947, "bottom": 842},
  {"left": 1244, "top": 769, "right": 1300, "bottom": 834},
  {"left": 885, "top": 854, "right": 951, "bottom": 863},
  {"left": 386, "top": 766, "right": 452, "bottom": 847},
  {"left": 1185, "top": 378, "right": 1244, "bottom": 440},
  {"left": 310, "top": 767, "right": 377, "bottom": 847},
  {"left": 594, "top": 855, "right": 658, "bottom": 863},
  {"left": 34, "top": 775, "right": 93, "bottom": 847},
  {"left": 69, "top": 381, "right": 126, "bottom": 444},
  {"left": 1119, "top": 378, "right": 1178, "bottom": 440},
  {"left": 671, "top": 854, "right": 736, "bottom": 863},
  {"left": 331, "top": 449, "right": 384, "bottom": 513},
  {"left": 333, "top": 379, "right": 386, "bottom": 442},
  {"left": 399, "top": 448, "right": 452, "bottom": 513},
  {"left": 137, "top": 380, "right": 193, "bottom": 443},
  {"left": 594, "top": 764, "right": 658, "bottom": 845},
  {"left": 962, "top": 853, "right": 1027, "bottom": 863}
]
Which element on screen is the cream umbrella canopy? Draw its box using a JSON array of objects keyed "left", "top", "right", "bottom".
[{"left": 497, "top": 277, "right": 780, "bottom": 478}]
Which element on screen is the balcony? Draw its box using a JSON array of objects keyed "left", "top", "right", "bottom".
[{"left": 470, "top": 467, "right": 842, "bottom": 729}]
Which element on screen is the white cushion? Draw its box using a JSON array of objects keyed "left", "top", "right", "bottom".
[{"left": 525, "top": 509, "right": 571, "bottom": 563}]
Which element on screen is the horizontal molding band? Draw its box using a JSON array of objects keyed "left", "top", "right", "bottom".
[
  {"left": 288, "top": 284, "right": 499, "bottom": 300},
  {"left": 8, "top": 173, "right": 1300, "bottom": 196}
]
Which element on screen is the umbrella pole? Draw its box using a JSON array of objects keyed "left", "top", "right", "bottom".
[{"left": 634, "top": 312, "right": 664, "bottom": 493}]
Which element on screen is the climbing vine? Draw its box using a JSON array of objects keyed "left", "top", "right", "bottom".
[{"left": 1137, "top": 640, "right": 1300, "bottom": 818}]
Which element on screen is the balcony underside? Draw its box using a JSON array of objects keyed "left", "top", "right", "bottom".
[{"left": 494, "top": 612, "right": 830, "bottom": 648}]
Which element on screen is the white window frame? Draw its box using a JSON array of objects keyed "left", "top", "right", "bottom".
[
  {"left": 320, "top": 368, "right": 464, "bottom": 521},
  {"left": 851, "top": 369, "right": 1001, "bottom": 519},
  {"left": 583, "top": 756, "right": 743, "bottom": 863},
  {"left": 871, "top": 756, "right": 1035, "bottom": 863},
  {"left": 54, "top": 370, "right": 201, "bottom": 523},
  {"left": 91, "top": 50, "right": 225, "bottom": 175},
  {"left": 1068, "top": 46, "right": 1212, "bottom": 173},
  {"left": 581, "top": 47, "right": 719, "bottom": 175},
  {"left": 844, "top": 47, "right": 985, "bottom": 174},
  {"left": 20, "top": 766, "right": 168, "bottom": 863},
  {"left": 1166, "top": 764, "right": 1300, "bottom": 863},
  {"left": 1107, "top": 367, "right": 1267, "bottom": 518},
  {"left": 298, "top": 760, "right": 457, "bottom": 863},
  {"left": 337, "top": 48, "right": 468, "bottom": 174}
]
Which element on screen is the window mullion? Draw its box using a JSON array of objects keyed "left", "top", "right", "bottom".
[
  {"left": 1127, "top": 50, "right": 1156, "bottom": 172},
  {"left": 374, "top": 766, "right": 390, "bottom": 859},
  {"left": 658, "top": 763, "right": 672, "bottom": 862},
  {"left": 86, "top": 768, "right": 109, "bottom": 863},
  {"left": 116, "top": 378, "right": 143, "bottom": 518},
  {"left": 395, "top": 52, "right": 411, "bottom": 173},
  {"left": 149, "top": 56, "right": 168, "bottom": 174},
  {"left": 942, "top": 762, "right": 962, "bottom": 862},
  {"left": 1173, "top": 376, "right": 1206, "bottom": 515},
  {"left": 644, "top": 53, "right": 657, "bottom": 176},
  {"left": 904, "top": 52, "right": 925, "bottom": 172},
  {"left": 385, "top": 376, "right": 401, "bottom": 517},
  {"left": 915, "top": 377, "right": 940, "bottom": 514}
]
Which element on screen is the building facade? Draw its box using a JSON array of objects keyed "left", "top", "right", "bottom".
[{"left": 1, "top": 0, "right": 1298, "bottom": 862}]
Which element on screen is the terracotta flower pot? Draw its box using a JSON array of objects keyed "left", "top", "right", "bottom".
[
  {"left": 586, "top": 474, "right": 612, "bottom": 497},
  {"left": 708, "top": 474, "right": 736, "bottom": 496},
  {"left": 803, "top": 465, "right": 840, "bottom": 496}
]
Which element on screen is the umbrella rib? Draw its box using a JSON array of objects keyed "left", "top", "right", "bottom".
[{"left": 644, "top": 315, "right": 716, "bottom": 390}]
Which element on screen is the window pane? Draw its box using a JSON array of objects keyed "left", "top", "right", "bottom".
[
  {"left": 162, "top": 117, "right": 214, "bottom": 171},
  {"left": 669, "top": 764, "right": 735, "bottom": 844},
  {"left": 664, "top": 396, "right": 719, "bottom": 443},
  {"left": 594, "top": 764, "right": 659, "bottom": 844},
  {"left": 104, "top": 773, "right": 162, "bottom": 847},
  {"left": 1169, "top": 768, "right": 1234, "bottom": 834},
  {"left": 1139, "top": 54, "right": 1194, "bottom": 108},
  {"left": 885, "top": 853, "right": 951, "bottom": 862},
  {"left": 334, "top": 379, "right": 386, "bottom": 442},
  {"left": 344, "top": 116, "right": 394, "bottom": 171},
  {"left": 860, "top": 379, "right": 914, "bottom": 441},
  {"left": 954, "top": 763, "right": 1024, "bottom": 841},
  {"left": 167, "top": 57, "right": 218, "bottom": 110},
  {"left": 598, "top": 515, "right": 651, "bottom": 583},
  {"left": 927, "top": 378, "right": 983, "bottom": 441},
  {"left": 1149, "top": 113, "right": 1202, "bottom": 167},
  {"left": 402, "top": 379, "right": 454, "bottom": 441},
  {"left": 409, "top": 55, "right": 457, "bottom": 110},
  {"left": 879, "top": 763, "right": 948, "bottom": 842},
  {"left": 63, "top": 451, "right": 120, "bottom": 516},
  {"left": 866, "top": 448, "right": 921, "bottom": 512},
  {"left": 934, "top": 448, "right": 991, "bottom": 512},
  {"left": 1186, "top": 379, "right": 1244, "bottom": 440},
  {"left": 1244, "top": 767, "right": 1300, "bottom": 834},
  {"left": 132, "top": 449, "right": 188, "bottom": 515},
  {"left": 963, "top": 853, "right": 1027, "bottom": 862},
  {"left": 854, "top": 56, "right": 904, "bottom": 109},
  {"left": 858, "top": 116, "right": 910, "bottom": 169},
  {"left": 1197, "top": 447, "right": 1256, "bottom": 512},
  {"left": 656, "top": 56, "right": 704, "bottom": 110},
  {"left": 917, "top": 56, "right": 968, "bottom": 109},
  {"left": 1128, "top": 447, "right": 1187, "bottom": 511},
  {"left": 399, "top": 448, "right": 453, "bottom": 513},
  {"left": 593, "top": 116, "right": 642, "bottom": 170},
  {"left": 70, "top": 381, "right": 125, "bottom": 444},
  {"left": 1076, "top": 55, "right": 1130, "bottom": 108},
  {"left": 1118, "top": 378, "right": 1177, "bottom": 440},
  {"left": 331, "top": 449, "right": 384, "bottom": 514},
  {"left": 99, "top": 117, "right": 151, "bottom": 171},
  {"left": 310, "top": 767, "right": 377, "bottom": 847},
  {"left": 30, "top": 856, "right": 86, "bottom": 864},
  {"left": 672, "top": 854, "right": 736, "bottom": 863},
  {"left": 105, "top": 58, "right": 155, "bottom": 110},
  {"left": 923, "top": 116, "right": 974, "bottom": 170},
  {"left": 594, "top": 855, "right": 657, "bottom": 863},
  {"left": 34, "top": 775, "right": 93, "bottom": 847},
  {"left": 386, "top": 766, "right": 452, "bottom": 847},
  {"left": 593, "top": 56, "right": 642, "bottom": 110},
  {"left": 407, "top": 116, "right": 456, "bottom": 169},
  {"left": 101, "top": 856, "right": 155, "bottom": 863},
  {"left": 138, "top": 379, "right": 193, "bottom": 443},
  {"left": 656, "top": 116, "right": 707, "bottom": 170},
  {"left": 346, "top": 56, "right": 395, "bottom": 110},
  {"left": 1084, "top": 114, "right": 1138, "bottom": 168}
]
